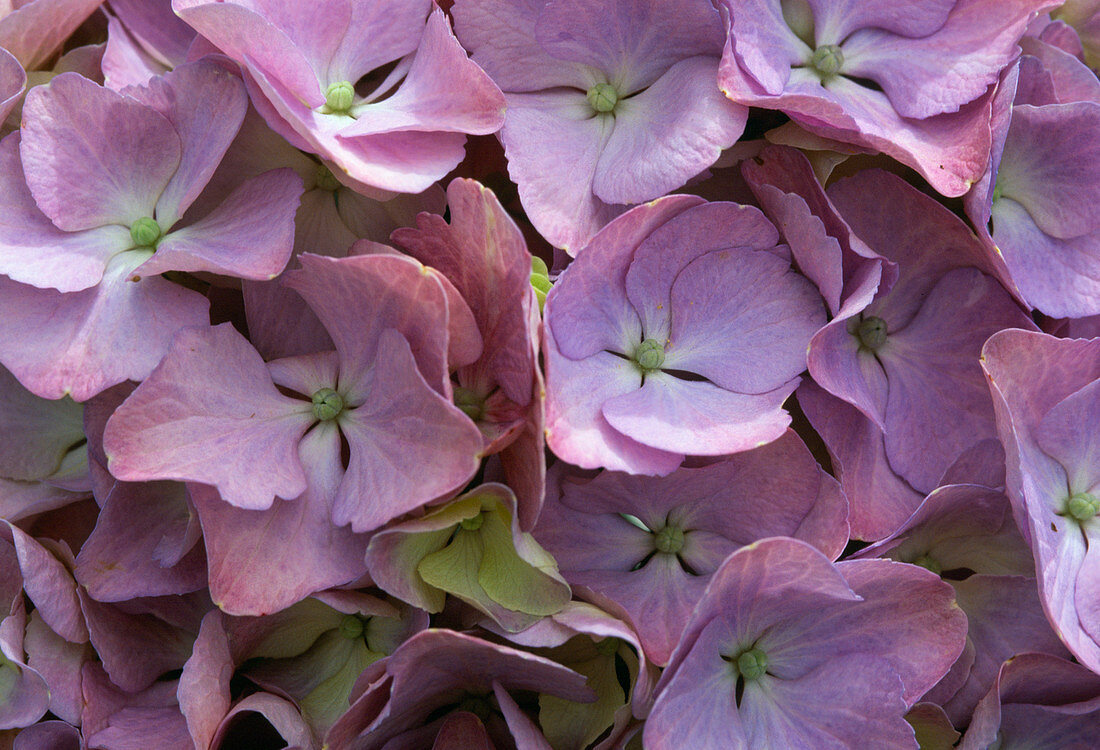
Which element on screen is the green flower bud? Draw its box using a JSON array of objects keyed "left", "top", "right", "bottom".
[
  {"left": 531, "top": 256, "right": 552, "bottom": 313},
  {"left": 315, "top": 164, "right": 341, "bottom": 192},
  {"left": 130, "top": 217, "right": 162, "bottom": 249},
  {"left": 913, "top": 555, "right": 942, "bottom": 575},
  {"left": 460, "top": 512, "right": 485, "bottom": 531},
  {"left": 324, "top": 81, "right": 355, "bottom": 114},
  {"left": 587, "top": 82, "right": 620, "bottom": 114},
  {"left": 338, "top": 614, "right": 364, "bottom": 640},
  {"left": 311, "top": 388, "right": 345, "bottom": 421},
  {"left": 811, "top": 44, "right": 845, "bottom": 78},
  {"left": 654, "top": 525, "right": 685, "bottom": 555},
  {"left": 634, "top": 338, "right": 666, "bottom": 372},
  {"left": 595, "top": 636, "right": 621, "bottom": 656},
  {"left": 453, "top": 386, "right": 485, "bottom": 422},
  {"left": 736, "top": 648, "right": 768, "bottom": 681},
  {"left": 1067, "top": 492, "right": 1100, "bottom": 523},
  {"left": 857, "top": 316, "right": 888, "bottom": 351}
]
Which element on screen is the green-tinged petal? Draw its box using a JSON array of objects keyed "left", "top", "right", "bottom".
[
  {"left": 418, "top": 526, "right": 486, "bottom": 605},
  {"left": 539, "top": 637, "right": 627, "bottom": 749},
  {"left": 478, "top": 508, "right": 571, "bottom": 616},
  {"left": 298, "top": 634, "right": 380, "bottom": 734},
  {"left": 245, "top": 598, "right": 346, "bottom": 659}
]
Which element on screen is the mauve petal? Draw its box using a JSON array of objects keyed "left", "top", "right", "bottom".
[
  {"left": 110, "top": 0, "right": 194, "bottom": 67},
  {"left": 0, "top": 654, "right": 49, "bottom": 730},
  {"left": 724, "top": 0, "right": 807, "bottom": 94},
  {"left": 23, "top": 613, "right": 88, "bottom": 725},
  {"left": 543, "top": 339, "right": 681, "bottom": 475},
  {"left": 118, "top": 60, "right": 249, "bottom": 227},
  {"left": 0, "top": 0, "right": 104, "bottom": 69},
  {"left": 179, "top": 609, "right": 231, "bottom": 750},
  {"left": 452, "top": 0, "right": 594, "bottom": 92},
  {"left": 662, "top": 247, "right": 824, "bottom": 394},
  {"left": 74, "top": 481, "right": 206, "bottom": 601},
  {"left": 5, "top": 524, "right": 86, "bottom": 643},
  {"left": 798, "top": 380, "right": 923, "bottom": 542},
  {"left": 536, "top": 0, "right": 725, "bottom": 92},
  {"left": 805, "top": 0, "right": 954, "bottom": 42},
  {"left": 741, "top": 657, "right": 915, "bottom": 749},
  {"left": 286, "top": 253, "right": 466, "bottom": 399},
  {"left": 0, "top": 46, "right": 23, "bottom": 124},
  {"left": 602, "top": 371, "right": 797, "bottom": 456},
  {"left": 879, "top": 267, "right": 1031, "bottom": 493},
  {"left": 172, "top": 0, "right": 322, "bottom": 105},
  {"left": 0, "top": 255, "right": 209, "bottom": 401},
  {"left": 103, "top": 323, "right": 314, "bottom": 510},
  {"left": 993, "top": 199, "right": 1100, "bottom": 318},
  {"left": 643, "top": 618, "right": 745, "bottom": 749},
  {"left": 333, "top": 329, "right": 483, "bottom": 533},
  {"left": 0, "top": 133, "right": 133, "bottom": 294},
  {"left": 338, "top": 9, "right": 505, "bottom": 140},
  {"left": 807, "top": 318, "right": 890, "bottom": 430},
  {"left": 20, "top": 72, "right": 181, "bottom": 232},
  {"left": 1019, "top": 35, "right": 1100, "bottom": 104},
  {"left": 103, "top": 14, "right": 171, "bottom": 91},
  {"left": 0, "top": 364, "right": 84, "bottom": 482},
  {"left": 1038, "top": 378, "right": 1100, "bottom": 501},
  {"left": 12, "top": 719, "right": 82, "bottom": 750},
  {"left": 266, "top": 350, "right": 340, "bottom": 398},
  {"left": 593, "top": 57, "right": 746, "bottom": 206},
  {"left": 624, "top": 201, "right": 779, "bottom": 345},
  {"left": 212, "top": 692, "right": 315, "bottom": 749},
  {"left": 549, "top": 195, "right": 704, "bottom": 361},
  {"left": 327, "top": 0, "right": 430, "bottom": 82},
  {"left": 500, "top": 89, "right": 620, "bottom": 253},
  {"left": 841, "top": 0, "right": 1050, "bottom": 119},
  {"left": 432, "top": 711, "right": 493, "bottom": 750},
  {"left": 194, "top": 425, "right": 368, "bottom": 615},
  {"left": 138, "top": 168, "right": 301, "bottom": 280},
  {"left": 997, "top": 102, "right": 1100, "bottom": 239}
]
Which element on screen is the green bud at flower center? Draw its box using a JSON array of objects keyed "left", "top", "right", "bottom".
[
  {"left": 460, "top": 513, "right": 485, "bottom": 531},
  {"left": 338, "top": 614, "right": 364, "bottom": 640},
  {"left": 913, "top": 555, "right": 942, "bottom": 575},
  {"left": 587, "top": 82, "right": 619, "bottom": 113},
  {"left": 1067, "top": 492, "right": 1100, "bottom": 523},
  {"left": 315, "top": 164, "right": 341, "bottom": 191},
  {"left": 811, "top": 44, "right": 845, "bottom": 77},
  {"left": 857, "top": 316, "right": 888, "bottom": 350},
  {"left": 453, "top": 386, "right": 485, "bottom": 422},
  {"left": 634, "top": 338, "right": 666, "bottom": 372},
  {"left": 654, "top": 525, "right": 685, "bottom": 555},
  {"left": 130, "top": 217, "right": 162, "bottom": 248},
  {"left": 311, "top": 388, "right": 345, "bottom": 421},
  {"left": 324, "top": 81, "right": 355, "bottom": 113},
  {"left": 596, "top": 636, "right": 621, "bottom": 656},
  {"left": 736, "top": 648, "right": 768, "bottom": 681}
]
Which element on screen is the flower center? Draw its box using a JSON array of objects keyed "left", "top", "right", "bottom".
[
  {"left": 1067, "top": 492, "right": 1100, "bottom": 523},
  {"left": 913, "top": 554, "right": 942, "bottom": 575},
  {"left": 338, "top": 614, "right": 364, "bottom": 640},
  {"left": 314, "top": 164, "right": 341, "bottom": 192},
  {"left": 460, "top": 512, "right": 485, "bottom": 531},
  {"left": 811, "top": 44, "right": 844, "bottom": 77},
  {"left": 453, "top": 386, "right": 486, "bottom": 422},
  {"left": 857, "top": 316, "right": 888, "bottom": 351},
  {"left": 311, "top": 388, "right": 345, "bottom": 421},
  {"left": 654, "top": 525, "right": 685, "bottom": 555},
  {"left": 324, "top": 81, "right": 355, "bottom": 114},
  {"left": 587, "top": 82, "right": 620, "bottom": 114},
  {"left": 633, "top": 338, "right": 666, "bottom": 372},
  {"left": 736, "top": 648, "right": 769, "bottom": 681},
  {"left": 130, "top": 217, "right": 162, "bottom": 249}
]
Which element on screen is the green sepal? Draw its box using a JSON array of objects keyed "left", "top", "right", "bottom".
[
  {"left": 538, "top": 635, "right": 629, "bottom": 749},
  {"left": 478, "top": 506, "right": 571, "bottom": 616}
]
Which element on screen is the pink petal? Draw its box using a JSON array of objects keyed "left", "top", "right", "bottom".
[
  {"left": 178, "top": 609, "right": 232, "bottom": 750},
  {"left": 0, "top": 0, "right": 104, "bottom": 68},
  {"left": 0, "top": 46, "right": 24, "bottom": 125}
]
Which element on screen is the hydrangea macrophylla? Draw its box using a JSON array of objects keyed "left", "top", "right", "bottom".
[
  {"left": 717, "top": 0, "right": 1056, "bottom": 196},
  {"left": 452, "top": 0, "right": 748, "bottom": 253},
  {"left": 982, "top": 329, "right": 1100, "bottom": 674},
  {"left": 172, "top": 0, "right": 506, "bottom": 194},
  {"left": 963, "top": 54, "right": 1100, "bottom": 318},
  {"left": 1054, "top": 0, "right": 1100, "bottom": 70},
  {"left": 103, "top": 252, "right": 484, "bottom": 537},
  {"left": 101, "top": 0, "right": 198, "bottom": 89},
  {"left": 0, "top": 0, "right": 103, "bottom": 71},
  {"left": 544, "top": 195, "right": 827, "bottom": 475},
  {"left": 535, "top": 430, "right": 848, "bottom": 665},
  {"left": 365, "top": 484, "right": 571, "bottom": 633},
  {"left": 802, "top": 169, "right": 1033, "bottom": 539},
  {"left": 325, "top": 629, "right": 592, "bottom": 750},
  {"left": 644, "top": 537, "right": 967, "bottom": 749},
  {"left": 853, "top": 480, "right": 1070, "bottom": 725},
  {"left": 0, "top": 61, "right": 303, "bottom": 400},
  {"left": 392, "top": 178, "right": 546, "bottom": 526},
  {"left": 0, "top": 47, "right": 25, "bottom": 125}
]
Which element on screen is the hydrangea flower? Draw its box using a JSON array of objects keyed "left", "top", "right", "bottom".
[
  {"left": 0, "top": 0, "right": 104, "bottom": 70},
  {"left": 453, "top": 0, "right": 747, "bottom": 251},
  {"left": 173, "top": 0, "right": 506, "bottom": 193},
  {"left": 717, "top": 0, "right": 1056, "bottom": 196},
  {"left": 644, "top": 537, "right": 966, "bottom": 748},
  {"left": 0, "top": 47, "right": 25, "bottom": 124},
  {"left": 544, "top": 195, "right": 826, "bottom": 474},
  {"left": 0, "top": 61, "right": 303, "bottom": 400}
]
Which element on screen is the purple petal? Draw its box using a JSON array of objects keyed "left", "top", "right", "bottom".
[
  {"left": 0, "top": 46, "right": 24, "bottom": 125},
  {"left": 103, "top": 323, "right": 314, "bottom": 509},
  {"left": 0, "top": 0, "right": 104, "bottom": 69},
  {"left": 19, "top": 72, "right": 181, "bottom": 232},
  {"left": 178, "top": 609, "right": 231, "bottom": 750}
]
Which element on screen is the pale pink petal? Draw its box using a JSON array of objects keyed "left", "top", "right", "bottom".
[{"left": 0, "top": 0, "right": 105, "bottom": 68}]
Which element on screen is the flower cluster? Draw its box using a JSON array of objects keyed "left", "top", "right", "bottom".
[{"left": 3, "top": 1, "right": 1100, "bottom": 748}]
